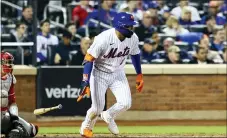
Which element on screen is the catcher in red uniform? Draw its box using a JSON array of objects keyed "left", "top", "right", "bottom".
[{"left": 1, "top": 51, "right": 38, "bottom": 138}]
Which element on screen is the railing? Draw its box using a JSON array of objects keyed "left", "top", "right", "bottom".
[
  {"left": 1, "top": 0, "right": 23, "bottom": 11},
  {"left": 1, "top": 42, "right": 34, "bottom": 65},
  {"left": 85, "top": 19, "right": 112, "bottom": 37},
  {"left": 49, "top": 20, "right": 82, "bottom": 39},
  {"left": 43, "top": 4, "right": 67, "bottom": 25}
]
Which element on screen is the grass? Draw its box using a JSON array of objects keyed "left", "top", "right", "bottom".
[{"left": 39, "top": 126, "right": 227, "bottom": 134}]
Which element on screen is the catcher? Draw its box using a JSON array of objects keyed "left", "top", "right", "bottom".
[{"left": 1, "top": 51, "right": 38, "bottom": 138}]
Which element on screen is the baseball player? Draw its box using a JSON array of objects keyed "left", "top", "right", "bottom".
[
  {"left": 1, "top": 51, "right": 39, "bottom": 138},
  {"left": 77, "top": 12, "right": 144, "bottom": 138}
]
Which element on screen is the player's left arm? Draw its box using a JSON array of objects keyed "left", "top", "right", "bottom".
[
  {"left": 8, "top": 75, "right": 19, "bottom": 121},
  {"left": 130, "top": 36, "right": 144, "bottom": 93}
]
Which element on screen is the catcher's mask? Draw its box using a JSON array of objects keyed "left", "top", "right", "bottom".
[{"left": 1, "top": 51, "right": 14, "bottom": 74}]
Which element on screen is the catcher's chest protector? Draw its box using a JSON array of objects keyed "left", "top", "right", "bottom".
[{"left": 1, "top": 74, "right": 15, "bottom": 108}]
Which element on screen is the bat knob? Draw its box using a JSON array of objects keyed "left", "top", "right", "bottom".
[{"left": 58, "top": 104, "right": 63, "bottom": 109}]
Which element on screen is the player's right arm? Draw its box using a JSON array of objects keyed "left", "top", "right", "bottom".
[{"left": 77, "top": 35, "right": 105, "bottom": 102}]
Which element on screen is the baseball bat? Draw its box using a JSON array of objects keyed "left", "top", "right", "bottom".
[{"left": 33, "top": 104, "right": 62, "bottom": 115}]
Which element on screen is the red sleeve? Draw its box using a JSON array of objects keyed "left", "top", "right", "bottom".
[
  {"left": 72, "top": 6, "right": 81, "bottom": 21},
  {"left": 8, "top": 83, "right": 16, "bottom": 105}
]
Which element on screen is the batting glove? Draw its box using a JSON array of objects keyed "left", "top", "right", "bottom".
[
  {"left": 77, "top": 74, "right": 91, "bottom": 102},
  {"left": 136, "top": 74, "right": 144, "bottom": 93}
]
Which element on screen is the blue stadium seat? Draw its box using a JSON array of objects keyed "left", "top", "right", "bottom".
[{"left": 176, "top": 32, "right": 204, "bottom": 45}]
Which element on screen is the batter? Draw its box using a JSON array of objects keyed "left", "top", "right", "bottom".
[{"left": 77, "top": 12, "right": 144, "bottom": 138}]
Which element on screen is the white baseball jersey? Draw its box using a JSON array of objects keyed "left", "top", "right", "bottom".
[
  {"left": 87, "top": 28, "right": 140, "bottom": 73},
  {"left": 36, "top": 33, "right": 59, "bottom": 62}
]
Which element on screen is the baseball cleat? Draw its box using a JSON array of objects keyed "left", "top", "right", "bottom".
[
  {"left": 100, "top": 111, "right": 119, "bottom": 135},
  {"left": 80, "top": 128, "right": 93, "bottom": 138},
  {"left": 80, "top": 122, "right": 93, "bottom": 138}
]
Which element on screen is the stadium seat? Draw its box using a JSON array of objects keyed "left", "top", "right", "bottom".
[
  {"left": 189, "top": 25, "right": 207, "bottom": 33},
  {"left": 176, "top": 32, "right": 204, "bottom": 45}
]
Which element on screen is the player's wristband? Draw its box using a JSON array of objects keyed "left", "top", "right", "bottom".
[
  {"left": 131, "top": 54, "right": 142, "bottom": 74},
  {"left": 83, "top": 61, "right": 93, "bottom": 82}
]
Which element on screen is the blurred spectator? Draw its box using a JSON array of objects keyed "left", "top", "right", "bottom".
[
  {"left": 159, "top": 37, "right": 190, "bottom": 61},
  {"left": 156, "top": 0, "right": 170, "bottom": 15},
  {"left": 141, "top": 38, "right": 161, "bottom": 64},
  {"left": 189, "top": 47, "right": 214, "bottom": 64},
  {"left": 163, "top": 16, "right": 189, "bottom": 36},
  {"left": 72, "top": 0, "right": 92, "bottom": 27},
  {"left": 151, "top": 32, "right": 162, "bottom": 51},
  {"left": 201, "top": 1, "right": 226, "bottom": 25},
  {"left": 179, "top": 7, "right": 199, "bottom": 25},
  {"left": 134, "top": 11, "right": 156, "bottom": 41},
  {"left": 8, "top": 22, "right": 28, "bottom": 42},
  {"left": 145, "top": 1, "right": 162, "bottom": 26},
  {"left": 65, "top": 22, "right": 80, "bottom": 45},
  {"left": 85, "top": 0, "right": 117, "bottom": 27},
  {"left": 163, "top": 37, "right": 175, "bottom": 52},
  {"left": 203, "top": 15, "right": 217, "bottom": 36},
  {"left": 119, "top": 0, "right": 143, "bottom": 21},
  {"left": 158, "top": 6, "right": 171, "bottom": 26},
  {"left": 210, "top": 29, "right": 226, "bottom": 52},
  {"left": 191, "top": 35, "right": 223, "bottom": 63},
  {"left": 171, "top": 0, "right": 201, "bottom": 22},
  {"left": 163, "top": 45, "right": 183, "bottom": 64},
  {"left": 221, "top": 44, "right": 227, "bottom": 63},
  {"left": 18, "top": 6, "right": 33, "bottom": 36},
  {"left": 71, "top": 37, "right": 92, "bottom": 65},
  {"left": 54, "top": 30, "right": 74, "bottom": 65},
  {"left": 219, "top": 0, "right": 227, "bottom": 14},
  {"left": 37, "top": 19, "right": 59, "bottom": 65},
  {"left": 8, "top": 21, "right": 32, "bottom": 65}
]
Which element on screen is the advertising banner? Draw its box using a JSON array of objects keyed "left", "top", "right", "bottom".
[{"left": 37, "top": 66, "right": 95, "bottom": 116}]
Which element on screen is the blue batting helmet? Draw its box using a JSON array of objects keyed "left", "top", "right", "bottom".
[{"left": 113, "top": 12, "right": 138, "bottom": 38}]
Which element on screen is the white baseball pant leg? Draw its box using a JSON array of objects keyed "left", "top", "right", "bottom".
[
  {"left": 82, "top": 69, "right": 108, "bottom": 129},
  {"left": 107, "top": 71, "right": 132, "bottom": 119}
]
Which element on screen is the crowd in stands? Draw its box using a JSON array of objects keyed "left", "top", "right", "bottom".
[{"left": 1, "top": 0, "right": 227, "bottom": 65}]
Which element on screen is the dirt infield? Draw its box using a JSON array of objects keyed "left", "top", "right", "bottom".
[
  {"left": 32, "top": 120, "right": 226, "bottom": 127},
  {"left": 36, "top": 134, "right": 227, "bottom": 138}
]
